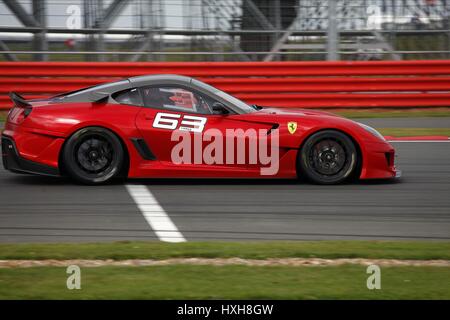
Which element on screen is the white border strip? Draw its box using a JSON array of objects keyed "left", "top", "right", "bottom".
[{"left": 126, "top": 185, "right": 186, "bottom": 243}]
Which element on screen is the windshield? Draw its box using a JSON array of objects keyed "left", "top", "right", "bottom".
[{"left": 192, "top": 79, "right": 256, "bottom": 113}]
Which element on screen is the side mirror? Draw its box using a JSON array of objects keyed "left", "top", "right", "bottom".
[{"left": 212, "top": 102, "right": 228, "bottom": 115}]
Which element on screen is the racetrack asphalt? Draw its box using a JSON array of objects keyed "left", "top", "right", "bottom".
[{"left": 0, "top": 141, "right": 449, "bottom": 242}]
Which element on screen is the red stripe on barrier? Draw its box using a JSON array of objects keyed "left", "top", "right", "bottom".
[
  {"left": 3, "top": 76, "right": 450, "bottom": 94},
  {"left": 234, "top": 93, "right": 450, "bottom": 108},
  {"left": 1, "top": 60, "right": 450, "bottom": 77},
  {"left": 205, "top": 77, "right": 450, "bottom": 93}
]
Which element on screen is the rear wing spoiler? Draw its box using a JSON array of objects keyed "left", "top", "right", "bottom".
[
  {"left": 9, "top": 91, "right": 109, "bottom": 106},
  {"left": 9, "top": 92, "right": 32, "bottom": 108}
]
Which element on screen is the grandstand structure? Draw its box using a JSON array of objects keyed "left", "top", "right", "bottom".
[{"left": 0, "top": 0, "right": 449, "bottom": 61}]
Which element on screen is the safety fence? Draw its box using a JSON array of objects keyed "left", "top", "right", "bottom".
[{"left": 1, "top": 60, "right": 450, "bottom": 110}]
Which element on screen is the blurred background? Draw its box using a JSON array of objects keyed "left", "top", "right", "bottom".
[{"left": 1, "top": 0, "right": 450, "bottom": 62}]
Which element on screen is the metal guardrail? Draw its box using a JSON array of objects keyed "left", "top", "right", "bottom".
[{"left": 1, "top": 60, "right": 450, "bottom": 109}]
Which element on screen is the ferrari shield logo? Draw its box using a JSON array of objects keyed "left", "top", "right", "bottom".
[{"left": 287, "top": 122, "right": 297, "bottom": 134}]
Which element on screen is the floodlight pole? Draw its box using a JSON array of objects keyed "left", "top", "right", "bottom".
[
  {"left": 327, "top": 0, "right": 339, "bottom": 60},
  {"left": 32, "top": 0, "right": 48, "bottom": 61}
]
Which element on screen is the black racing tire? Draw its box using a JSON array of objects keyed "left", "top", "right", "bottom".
[
  {"left": 298, "top": 130, "right": 358, "bottom": 185},
  {"left": 62, "top": 127, "right": 124, "bottom": 185}
]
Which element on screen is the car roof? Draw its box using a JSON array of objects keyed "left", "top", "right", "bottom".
[
  {"left": 60, "top": 74, "right": 194, "bottom": 103},
  {"left": 128, "top": 74, "right": 193, "bottom": 86}
]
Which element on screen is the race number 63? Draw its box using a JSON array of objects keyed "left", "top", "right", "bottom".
[{"left": 153, "top": 112, "right": 207, "bottom": 133}]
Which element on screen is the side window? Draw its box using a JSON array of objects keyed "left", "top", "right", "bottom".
[
  {"left": 112, "top": 88, "right": 143, "bottom": 106},
  {"left": 140, "top": 86, "right": 213, "bottom": 114}
]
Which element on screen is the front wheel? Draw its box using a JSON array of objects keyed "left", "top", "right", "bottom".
[
  {"left": 298, "top": 130, "right": 358, "bottom": 185},
  {"left": 62, "top": 127, "right": 124, "bottom": 185}
]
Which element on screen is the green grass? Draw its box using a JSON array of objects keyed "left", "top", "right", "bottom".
[
  {"left": 0, "top": 265, "right": 448, "bottom": 299},
  {"left": 334, "top": 108, "right": 450, "bottom": 119},
  {"left": 1, "top": 241, "right": 448, "bottom": 300},
  {"left": 378, "top": 128, "right": 450, "bottom": 137},
  {"left": 0, "top": 111, "right": 6, "bottom": 122},
  {"left": 0, "top": 241, "right": 449, "bottom": 261}
]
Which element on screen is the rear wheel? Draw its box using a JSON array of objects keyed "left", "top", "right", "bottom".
[
  {"left": 298, "top": 130, "right": 358, "bottom": 185},
  {"left": 62, "top": 127, "right": 123, "bottom": 185}
]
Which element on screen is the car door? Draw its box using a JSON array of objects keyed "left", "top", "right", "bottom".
[{"left": 134, "top": 85, "right": 273, "bottom": 176}]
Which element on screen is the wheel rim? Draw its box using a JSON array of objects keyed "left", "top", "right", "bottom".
[
  {"left": 75, "top": 135, "right": 114, "bottom": 175},
  {"left": 308, "top": 138, "right": 347, "bottom": 176}
]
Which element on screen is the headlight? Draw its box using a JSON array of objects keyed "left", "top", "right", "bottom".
[{"left": 357, "top": 123, "right": 385, "bottom": 141}]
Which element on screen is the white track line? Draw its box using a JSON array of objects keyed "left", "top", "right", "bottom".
[
  {"left": 126, "top": 185, "right": 186, "bottom": 243},
  {"left": 388, "top": 140, "right": 450, "bottom": 143}
]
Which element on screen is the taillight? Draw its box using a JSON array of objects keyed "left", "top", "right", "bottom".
[
  {"left": 7, "top": 106, "right": 32, "bottom": 124},
  {"left": 7, "top": 107, "right": 19, "bottom": 121},
  {"left": 7, "top": 107, "right": 14, "bottom": 120}
]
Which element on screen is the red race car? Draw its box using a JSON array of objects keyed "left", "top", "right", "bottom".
[{"left": 2, "top": 75, "right": 400, "bottom": 185}]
